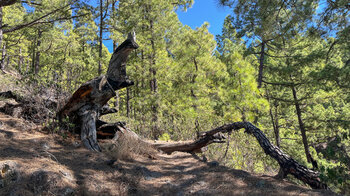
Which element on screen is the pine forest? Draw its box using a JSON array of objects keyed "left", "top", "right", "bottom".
[{"left": 0, "top": 0, "right": 349, "bottom": 195}]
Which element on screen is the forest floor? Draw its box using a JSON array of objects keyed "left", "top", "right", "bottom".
[
  {"left": 0, "top": 72, "right": 339, "bottom": 196},
  {"left": 0, "top": 111, "right": 339, "bottom": 196}
]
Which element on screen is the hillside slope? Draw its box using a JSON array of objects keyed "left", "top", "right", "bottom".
[{"left": 0, "top": 111, "right": 338, "bottom": 196}]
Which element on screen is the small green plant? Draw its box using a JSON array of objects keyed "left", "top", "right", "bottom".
[{"left": 158, "top": 133, "right": 171, "bottom": 142}]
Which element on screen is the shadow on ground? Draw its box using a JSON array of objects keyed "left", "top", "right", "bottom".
[{"left": 0, "top": 112, "right": 338, "bottom": 196}]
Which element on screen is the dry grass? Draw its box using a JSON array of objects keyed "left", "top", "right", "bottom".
[{"left": 101, "top": 132, "right": 158, "bottom": 161}]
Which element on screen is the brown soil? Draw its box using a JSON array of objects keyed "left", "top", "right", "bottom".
[{"left": 0, "top": 112, "right": 338, "bottom": 196}]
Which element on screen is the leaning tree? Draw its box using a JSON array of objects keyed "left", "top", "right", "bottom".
[{"left": 57, "top": 32, "right": 328, "bottom": 190}]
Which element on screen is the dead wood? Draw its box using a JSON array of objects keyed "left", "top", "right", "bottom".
[
  {"left": 57, "top": 32, "right": 138, "bottom": 151},
  {"left": 153, "top": 132, "right": 226, "bottom": 154},
  {"left": 100, "top": 105, "right": 118, "bottom": 116},
  {"left": 152, "top": 122, "right": 328, "bottom": 189}
]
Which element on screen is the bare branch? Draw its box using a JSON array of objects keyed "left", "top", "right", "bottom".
[
  {"left": 0, "top": 0, "right": 18, "bottom": 7},
  {"left": 3, "top": 4, "right": 71, "bottom": 33}
]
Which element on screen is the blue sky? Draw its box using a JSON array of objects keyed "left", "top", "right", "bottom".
[
  {"left": 176, "top": 0, "right": 231, "bottom": 36},
  {"left": 105, "top": 0, "right": 231, "bottom": 53}
]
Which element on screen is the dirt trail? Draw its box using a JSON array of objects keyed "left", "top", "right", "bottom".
[{"left": 0, "top": 112, "right": 338, "bottom": 196}]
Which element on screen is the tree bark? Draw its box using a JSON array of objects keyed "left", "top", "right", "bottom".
[
  {"left": 111, "top": 22, "right": 120, "bottom": 111},
  {"left": 0, "top": 0, "right": 18, "bottom": 7},
  {"left": 98, "top": 0, "right": 103, "bottom": 75},
  {"left": 58, "top": 32, "right": 139, "bottom": 151},
  {"left": 148, "top": 15, "right": 159, "bottom": 138},
  {"left": 269, "top": 102, "right": 280, "bottom": 147},
  {"left": 34, "top": 30, "right": 42, "bottom": 75},
  {"left": 0, "top": 6, "right": 3, "bottom": 71},
  {"left": 257, "top": 41, "right": 265, "bottom": 88},
  {"left": 1, "top": 43, "right": 5, "bottom": 70},
  {"left": 151, "top": 122, "right": 327, "bottom": 189},
  {"left": 2, "top": 4, "right": 77, "bottom": 34},
  {"left": 126, "top": 87, "right": 130, "bottom": 118},
  {"left": 291, "top": 85, "right": 317, "bottom": 169},
  {"left": 26, "top": 58, "right": 29, "bottom": 74},
  {"left": 18, "top": 48, "right": 23, "bottom": 74}
]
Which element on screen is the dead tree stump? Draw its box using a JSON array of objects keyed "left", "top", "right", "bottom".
[{"left": 57, "top": 32, "right": 139, "bottom": 151}]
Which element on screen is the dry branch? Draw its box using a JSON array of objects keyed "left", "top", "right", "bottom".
[{"left": 152, "top": 122, "right": 328, "bottom": 189}]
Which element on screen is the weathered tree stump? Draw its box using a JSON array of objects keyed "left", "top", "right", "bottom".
[{"left": 57, "top": 32, "right": 139, "bottom": 151}]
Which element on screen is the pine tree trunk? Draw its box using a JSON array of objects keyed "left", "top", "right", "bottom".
[
  {"left": 291, "top": 85, "right": 317, "bottom": 169},
  {"left": 269, "top": 102, "right": 280, "bottom": 147},
  {"left": 148, "top": 18, "right": 159, "bottom": 138},
  {"left": 18, "top": 48, "right": 23, "bottom": 74},
  {"left": 1, "top": 43, "right": 5, "bottom": 70},
  {"left": 269, "top": 102, "right": 284, "bottom": 178},
  {"left": 112, "top": 35, "right": 119, "bottom": 111},
  {"left": 34, "top": 30, "right": 42, "bottom": 75},
  {"left": 5, "top": 54, "right": 9, "bottom": 68},
  {"left": 26, "top": 58, "right": 29, "bottom": 74},
  {"left": 192, "top": 58, "right": 199, "bottom": 134},
  {"left": 257, "top": 41, "right": 265, "bottom": 88},
  {"left": 126, "top": 87, "right": 130, "bottom": 118},
  {"left": 0, "top": 6, "right": 3, "bottom": 71},
  {"left": 31, "top": 38, "right": 36, "bottom": 73},
  {"left": 98, "top": 0, "right": 103, "bottom": 75}
]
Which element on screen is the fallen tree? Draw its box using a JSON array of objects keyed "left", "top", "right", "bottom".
[
  {"left": 99, "top": 121, "right": 328, "bottom": 190},
  {"left": 156, "top": 122, "right": 328, "bottom": 189}
]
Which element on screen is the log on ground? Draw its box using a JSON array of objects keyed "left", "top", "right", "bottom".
[{"left": 151, "top": 121, "right": 328, "bottom": 190}]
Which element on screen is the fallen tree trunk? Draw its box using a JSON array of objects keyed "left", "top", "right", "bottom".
[
  {"left": 62, "top": 100, "right": 327, "bottom": 190},
  {"left": 57, "top": 32, "right": 139, "bottom": 151},
  {"left": 153, "top": 132, "right": 226, "bottom": 154},
  {"left": 153, "top": 122, "right": 328, "bottom": 190},
  {"left": 96, "top": 121, "right": 327, "bottom": 189}
]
